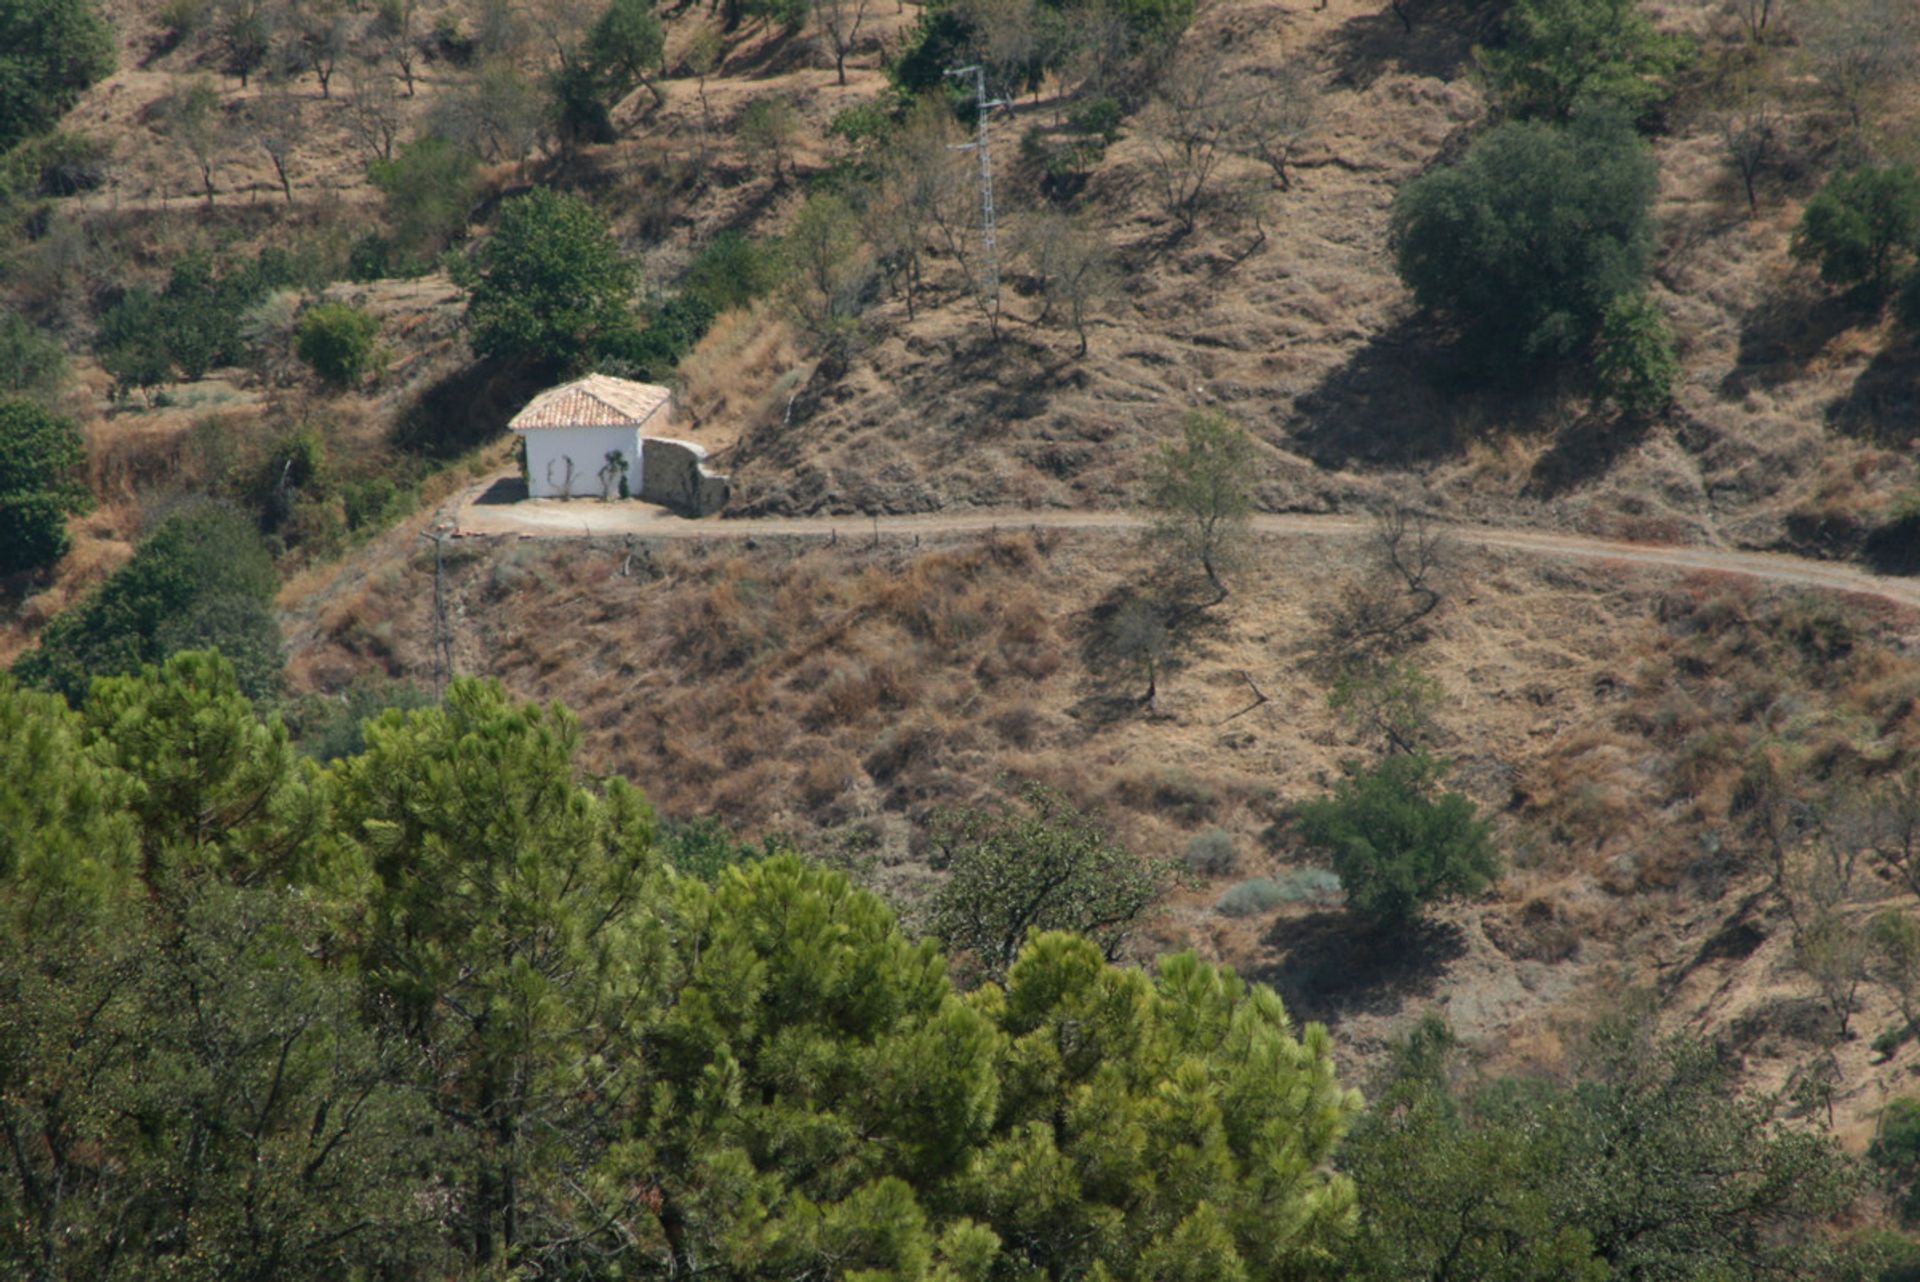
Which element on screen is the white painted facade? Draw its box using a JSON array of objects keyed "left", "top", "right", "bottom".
[{"left": 523, "top": 425, "right": 644, "bottom": 499}]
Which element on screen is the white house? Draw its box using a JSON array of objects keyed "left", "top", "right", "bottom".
[{"left": 509, "top": 374, "right": 670, "bottom": 500}]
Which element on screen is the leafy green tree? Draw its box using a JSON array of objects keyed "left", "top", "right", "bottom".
[
  {"left": 927, "top": 782, "right": 1180, "bottom": 984},
  {"left": 368, "top": 135, "right": 481, "bottom": 263},
  {"left": 1478, "top": 0, "right": 1688, "bottom": 122},
  {"left": 331, "top": 679, "right": 667, "bottom": 1270},
  {"left": 780, "top": 191, "right": 868, "bottom": 359},
  {"left": 0, "top": 312, "right": 67, "bottom": 404},
  {"left": 1339, "top": 1017, "right": 1609, "bottom": 1282},
  {"left": 0, "top": 880, "right": 447, "bottom": 1282},
  {"left": 964, "top": 935, "right": 1361, "bottom": 1280},
  {"left": 95, "top": 285, "right": 173, "bottom": 399},
  {"left": 13, "top": 503, "right": 282, "bottom": 705},
  {"left": 0, "top": 0, "right": 115, "bottom": 152},
  {"left": 294, "top": 302, "right": 381, "bottom": 387},
  {"left": 1296, "top": 750, "right": 1499, "bottom": 927},
  {"left": 1143, "top": 409, "right": 1255, "bottom": 604},
  {"left": 584, "top": 0, "right": 664, "bottom": 105},
  {"left": 1592, "top": 291, "right": 1678, "bottom": 417},
  {"left": 0, "top": 397, "right": 91, "bottom": 577},
  {"left": 1343, "top": 1009, "right": 1866, "bottom": 1282},
  {"left": 1792, "top": 165, "right": 1920, "bottom": 297},
  {"left": 461, "top": 187, "right": 640, "bottom": 373},
  {"left": 1390, "top": 111, "right": 1658, "bottom": 369}
]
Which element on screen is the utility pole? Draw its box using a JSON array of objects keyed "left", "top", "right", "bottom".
[
  {"left": 946, "top": 65, "right": 1006, "bottom": 311},
  {"left": 419, "top": 525, "right": 455, "bottom": 694}
]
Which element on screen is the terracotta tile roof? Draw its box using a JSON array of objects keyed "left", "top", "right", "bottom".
[{"left": 508, "top": 374, "right": 672, "bottom": 432}]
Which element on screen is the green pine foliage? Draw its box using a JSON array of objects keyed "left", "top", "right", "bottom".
[
  {"left": 0, "top": 663, "right": 1883, "bottom": 1280},
  {"left": 1390, "top": 110, "right": 1658, "bottom": 371},
  {"left": 1295, "top": 751, "right": 1500, "bottom": 927},
  {"left": 0, "top": 396, "right": 91, "bottom": 576}
]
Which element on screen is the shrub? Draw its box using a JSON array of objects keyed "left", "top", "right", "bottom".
[
  {"left": 1390, "top": 111, "right": 1657, "bottom": 370},
  {"left": 286, "top": 674, "right": 435, "bottom": 761},
  {"left": 1872, "top": 1097, "right": 1920, "bottom": 1225},
  {"left": 683, "top": 231, "right": 781, "bottom": 314},
  {"left": 460, "top": 187, "right": 639, "bottom": 373},
  {"left": 0, "top": 311, "right": 66, "bottom": 404},
  {"left": 1792, "top": 166, "right": 1920, "bottom": 297},
  {"left": 368, "top": 136, "right": 481, "bottom": 263},
  {"left": 0, "top": 0, "right": 115, "bottom": 152},
  {"left": 1897, "top": 271, "right": 1920, "bottom": 332},
  {"left": 1296, "top": 751, "right": 1500, "bottom": 927},
  {"left": 294, "top": 303, "right": 381, "bottom": 387},
  {"left": 0, "top": 397, "right": 91, "bottom": 576},
  {"left": 1592, "top": 292, "right": 1678, "bottom": 417},
  {"left": 1478, "top": 0, "right": 1688, "bottom": 122},
  {"left": 13, "top": 502, "right": 282, "bottom": 704},
  {"left": 1215, "top": 869, "right": 1343, "bottom": 916},
  {"left": 928, "top": 782, "right": 1181, "bottom": 983},
  {"left": 1185, "top": 828, "right": 1239, "bottom": 877}
]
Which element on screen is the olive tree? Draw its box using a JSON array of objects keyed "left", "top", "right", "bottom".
[
  {"left": 1142, "top": 409, "right": 1255, "bottom": 604},
  {"left": 1390, "top": 110, "right": 1657, "bottom": 370}
]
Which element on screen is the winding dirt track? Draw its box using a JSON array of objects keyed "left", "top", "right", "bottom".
[{"left": 451, "top": 481, "right": 1920, "bottom": 613}]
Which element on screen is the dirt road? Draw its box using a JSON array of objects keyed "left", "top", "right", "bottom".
[{"left": 450, "top": 477, "right": 1920, "bottom": 613}]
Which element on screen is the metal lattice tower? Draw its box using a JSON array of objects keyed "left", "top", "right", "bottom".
[{"left": 946, "top": 65, "right": 1006, "bottom": 305}]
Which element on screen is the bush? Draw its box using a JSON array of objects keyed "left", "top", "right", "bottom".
[
  {"left": 1185, "top": 829, "right": 1239, "bottom": 877},
  {"left": 294, "top": 303, "right": 381, "bottom": 387},
  {"left": 370, "top": 136, "right": 482, "bottom": 263},
  {"left": 1296, "top": 751, "right": 1500, "bottom": 927},
  {"left": 13, "top": 503, "right": 282, "bottom": 704},
  {"left": 1216, "top": 869, "right": 1344, "bottom": 917},
  {"left": 1390, "top": 111, "right": 1657, "bottom": 371},
  {"left": 683, "top": 231, "right": 782, "bottom": 314},
  {"left": 1478, "top": 0, "right": 1688, "bottom": 122},
  {"left": 1792, "top": 166, "right": 1920, "bottom": 297},
  {"left": 286, "top": 674, "right": 435, "bottom": 761},
  {"left": 1592, "top": 292, "right": 1678, "bottom": 417},
  {"left": 0, "top": 397, "right": 91, "bottom": 576},
  {"left": 0, "top": 0, "right": 115, "bottom": 152},
  {"left": 928, "top": 783, "right": 1181, "bottom": 983},
  {"left": 0, "top": 311, "right": 66, "bottom": 403},
  {"left": 1872, "top": 1097, "right": 1920, "bottom": 1224},
  {"left": 460, "top": 187, "right": 639, "bottom": 373}
]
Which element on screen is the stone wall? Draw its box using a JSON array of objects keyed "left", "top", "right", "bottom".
[{"left": 639, "top": 437, "right": 730, "bottom": 515}]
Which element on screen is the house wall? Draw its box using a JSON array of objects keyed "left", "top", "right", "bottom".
[
  {"left": 522, "top": 426, "right": 644, "bottom": 499},
  {"left": 639, "top": 436, "right": 730, "bottom": 516}
]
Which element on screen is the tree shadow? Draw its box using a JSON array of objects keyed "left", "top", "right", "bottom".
[
  {"left": 1826, "top": 336, "right": 1920, "bottom": 445},
  {"left": 1288, "top": 313, "right": 1569, "bottom": 468},
  {"left": 1720, "top": 280, "right": 1864, "bottom": 398},
  {"left": 1322, "top": 0, "right": 1500, "bottom": 92},
  {"left": 1863, "top": 512, "right": 1920, "bottom": 576},
  {"left": 1250, "top": 910, "right": 1466, "bottom": 1024},
  {"left": 391, "top": 360, "right": 544, "bottom": 460},
  {"left": 1523, "top": 408, "right": 1653, "bottom": 499}
]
